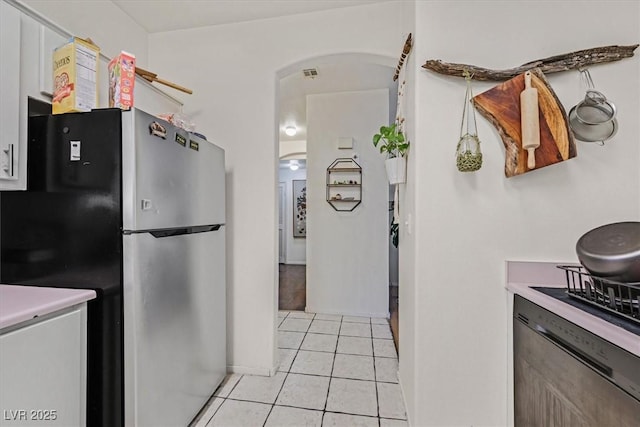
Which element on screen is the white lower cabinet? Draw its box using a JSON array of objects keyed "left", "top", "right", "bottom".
[{"left": 0, "top": 305, "right": 88, "bottom": 427}]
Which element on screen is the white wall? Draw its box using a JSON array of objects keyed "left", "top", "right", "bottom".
[
  {"left": 306, "top": 89, "right": 389, "bottom": 317},
  {"left": 19, "top": 0, "right": 150, "bottom": 67},
  {"left": 149, "top": 3, "right": 405, "bottom": 375},
  {"left": 400, "top": 1, "right": 640, "bottom": 426},
  {"left": 278, "top": 166, "right": 307, "bottom": 265}
]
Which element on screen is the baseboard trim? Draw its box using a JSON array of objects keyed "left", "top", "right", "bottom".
[
  {"left": 283, "top": 260, "right": 306, "bottom": 265},
  {"left": 305, "top": 307, "right": 390, "bottom": 319},
  {"left": 227, "top": 364, "right": 274, "bottom": 377}
]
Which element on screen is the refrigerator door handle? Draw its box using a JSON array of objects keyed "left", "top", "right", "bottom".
[
  {"left": 123, "top": 224, "right": 224, "bottom": 238},
  {"left": 150, "top": 225, "right": 222, "bottom": 238}
]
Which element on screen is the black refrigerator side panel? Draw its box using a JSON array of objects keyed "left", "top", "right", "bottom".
[
  {"left": 0, "top": 109, "right": 124, "bottom": 427},
  {"left": 87, "top": 293, "right": 123, "bottom": 427},
  {"left": 1, "top": 110, "right": 123, "bottom": 291}
]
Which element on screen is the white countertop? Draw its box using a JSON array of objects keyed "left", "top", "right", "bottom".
[
  {"left": 506, "top": 261, "right": 640, "bottom": 357},
  {"left": 0, "top": 284, "right": 96, "bottom": 330}
]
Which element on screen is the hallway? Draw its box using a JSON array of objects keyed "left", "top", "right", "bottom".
[
  {"left": 279, "top": 264, "right": 399, "bottom": 350},
  {"left": 279, "top": 264, "right": 306, "bottom": 311}
]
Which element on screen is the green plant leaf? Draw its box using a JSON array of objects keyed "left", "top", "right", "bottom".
[{"left": 373, "top": 123, "right": 409, "bottom": 158}]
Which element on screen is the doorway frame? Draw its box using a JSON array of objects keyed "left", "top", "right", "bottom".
[{"left": 278, "top": 182, "right": 286, "bottom": 264}]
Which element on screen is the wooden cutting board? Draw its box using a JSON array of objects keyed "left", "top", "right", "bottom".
[{"left": 472, "top": 68, "right": 576, "bottom": 177}]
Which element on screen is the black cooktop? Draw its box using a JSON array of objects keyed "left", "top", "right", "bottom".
[{"left": 533, "top": 287, "right": 640, "bottom": 337}]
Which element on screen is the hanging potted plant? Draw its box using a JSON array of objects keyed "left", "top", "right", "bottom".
[{"left": 373, "top": 123, "right": 409, "bottom": 184}]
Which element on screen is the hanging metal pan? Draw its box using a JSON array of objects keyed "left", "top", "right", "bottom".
[
  {"left": 569, "top": 70, "right": 618, "bottom": 144},
  {"left": 574, "top": 90, "right": 616, "bottom": 125},
  {"left": 568, "top": 105, "right": 618, "bottom": 144}
]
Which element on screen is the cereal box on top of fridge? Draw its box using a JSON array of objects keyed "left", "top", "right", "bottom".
[
  {"left": 108, "top": 51, "right": 136, "bottom": 110},
  {"left": 52, "top": 37, "right": 100, "bottom": 114}
]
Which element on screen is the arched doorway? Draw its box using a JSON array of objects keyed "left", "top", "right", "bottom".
[{"left": 275, "top": 53, "right": 398, "bottom": 323}]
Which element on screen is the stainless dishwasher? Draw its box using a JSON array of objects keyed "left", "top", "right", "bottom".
[{"left": 513, "top": 296, "right": 640, "bottom": 426}]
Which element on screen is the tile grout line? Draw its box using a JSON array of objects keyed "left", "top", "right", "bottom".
[
  {"left": 262, "top": 311, "right": 305, "bottom": 427},
  {"left": 209, "top": 395, "right": 228, "bottom": 425},
  {"left": 201, "top": 375, "right": 235, "bottom": 426},
  {"left": 270, "top": 371, "right": 379, "bottom": 383},
  {"left": 323, "top": 314, "right": 343, "bottom": 415},
  {"left": 203, "top": 395, "right": 226, "bottom": 427},
  {"left": 261, "top": 370, "right": 287, "bottom": 427},
  {"left": 370, "top": 317, "right": 383, "bottom": 423},
  {"left": 271, "top": 313, "right": 403, "bottom": 425},
  {"left": 266, "top": 311, "right": 316, "bottom": 425},
  {"left": 319, "top": 314, "right": 341, "bottom": 427},
  {"left": 216, "top": 395, "right": 403, "bottom": 422},
  {"left": 205, "top": 370, "right": 246, "bottom": 425}
]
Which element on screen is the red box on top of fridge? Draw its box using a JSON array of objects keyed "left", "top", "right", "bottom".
[{"left": 108, "top": 51, "right": 136, "bottom": 110}]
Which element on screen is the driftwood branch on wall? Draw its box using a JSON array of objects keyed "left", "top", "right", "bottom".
[
  {"left": 422, "top": 44, "right": 639, "bottom": 81},
  {"left": 393, "top": 33, "right": 413, "bottom": 81}
]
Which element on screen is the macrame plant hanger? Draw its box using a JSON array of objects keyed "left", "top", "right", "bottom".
[
  {"left": 456, "top": 70, "right": 483, "bottom": 172},
  {"left": 392, "top": 33, "right": 412, "bottom": 224}
]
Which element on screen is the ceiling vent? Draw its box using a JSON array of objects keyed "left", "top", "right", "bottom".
[{"left": 303, "top": 68, "right": 319, "bottom": 79}]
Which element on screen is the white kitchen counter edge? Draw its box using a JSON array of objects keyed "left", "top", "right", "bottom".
[
  {"left": 506, "top": 261, "right": 640, "bottom": 357},
  {"left": 0, "top": 284, "right": 96, "bottom": 330}
]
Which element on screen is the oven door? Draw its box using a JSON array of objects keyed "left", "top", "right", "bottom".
[{"left": 514, "top": 301, "right": 640, "bottom": 426}]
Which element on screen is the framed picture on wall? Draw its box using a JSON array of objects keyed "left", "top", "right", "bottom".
[{"left": 293, "top": 180, "right": 306, "bottom": 238}]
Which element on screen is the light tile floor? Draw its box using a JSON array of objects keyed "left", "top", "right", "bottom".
[{"left": 192, "top": 311, "right": 407, "bottom": 427}]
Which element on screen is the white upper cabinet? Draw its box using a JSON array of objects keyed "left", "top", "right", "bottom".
[
  {"left": 0, "top": 1, "right": 22, "bottom": 189},
  {"left": 39, "top": 25, "right": 66, "bottom": 99},
  {"left": 17, "top": 12, "right": 66, "bottom": 105},
  {"left": 0, "top": 0, "right": 183, "bottom": 191}
]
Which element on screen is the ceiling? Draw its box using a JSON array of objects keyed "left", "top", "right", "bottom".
[
  {"left": 112, "top": 0, "right": 398, "bottom": 155},
  {"left": 111, "top": 0, "right": 389, "bottom": 33}
]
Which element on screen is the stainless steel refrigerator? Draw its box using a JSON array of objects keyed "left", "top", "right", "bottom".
[{"left": 1, "top": 107, "right": 226, "bottom": 427}]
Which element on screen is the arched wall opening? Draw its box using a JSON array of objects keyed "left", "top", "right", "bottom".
[{"left": 274, "top": 51, "right": 398, "bottom": 324}]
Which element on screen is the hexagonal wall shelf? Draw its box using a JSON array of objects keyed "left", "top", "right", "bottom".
[{"left": 326, "top": 158, "right": 362, "bottom": 212}]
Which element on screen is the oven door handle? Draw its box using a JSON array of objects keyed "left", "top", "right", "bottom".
[{"left": 536, "top": 325, "right": 613, "bottom": 378}]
